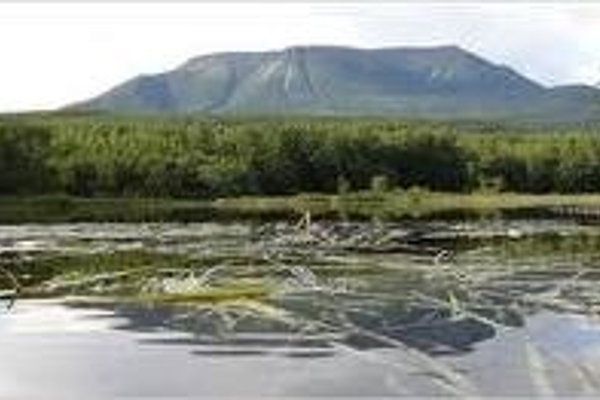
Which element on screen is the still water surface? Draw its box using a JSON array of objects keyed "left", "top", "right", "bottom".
[{"left": 1, "top": 218, "right": 600, "bottom": 396}]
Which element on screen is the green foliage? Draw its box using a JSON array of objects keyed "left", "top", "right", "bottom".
[
  {"left": 337, "top": 176, "right": 351, "bottom": 196},
  {"left": 0, "top": 114, "right": 600, "bottom": 197},
  {"left": 0, "top": 124, "right": 54, "bottom": 194},
  {"left": 406, "top": 186, "right": 428, "bottom": 206},
  {"left": 370, "top": 175, "right": 391, "bottom": 193}
]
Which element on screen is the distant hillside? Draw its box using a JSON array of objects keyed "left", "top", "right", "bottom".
[{"left": 70, "top": 45, "right": 600, "bottom": 121}]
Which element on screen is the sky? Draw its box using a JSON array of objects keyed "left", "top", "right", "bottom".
[{"left": 0, "top": 2, "right": 599, "bottom": 112}]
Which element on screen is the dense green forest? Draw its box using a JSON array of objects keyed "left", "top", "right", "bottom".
[{"left": 1, "top": 112, "right": 600, "bottom": 198}]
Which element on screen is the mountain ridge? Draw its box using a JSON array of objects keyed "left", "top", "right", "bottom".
[{"left": 70, "top": 45, "right": 600, "bottom": 121}]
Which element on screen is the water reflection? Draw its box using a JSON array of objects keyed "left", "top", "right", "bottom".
[
  {"left": 44, "top": 216, "right": 599, "bottom": 365},
  {"left": 3, "top": 217, "right": 599, "bottom": 359},
  {"left": 3, "top": 215, "right": 600, "bottom": 396},
  {"left": 65, "top": 293, "right": 502, "bottom": 359}
]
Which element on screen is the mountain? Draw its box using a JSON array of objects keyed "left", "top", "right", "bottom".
[{"left": 70, "top": 45, "right": 600, "bottom": 121}]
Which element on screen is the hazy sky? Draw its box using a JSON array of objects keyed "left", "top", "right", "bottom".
[{"left": 1, "top": 2, "right": 599, "bottom": 112}]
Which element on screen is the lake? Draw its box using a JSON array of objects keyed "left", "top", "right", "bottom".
[{"left": 1, "top": 216, "right": 600, "bottom": 396}]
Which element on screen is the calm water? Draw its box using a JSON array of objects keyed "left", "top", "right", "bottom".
[{"left": 1, "top": 218, "right": 600, "bottom": 396}]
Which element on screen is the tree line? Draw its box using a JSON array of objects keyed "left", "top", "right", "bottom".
[{"left": 1, "top": 113, "right": 600, "bottom": 197}]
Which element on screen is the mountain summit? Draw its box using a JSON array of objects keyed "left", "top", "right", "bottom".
[{"left": 71, "top": 45, "right": 600, "bottom": 120}]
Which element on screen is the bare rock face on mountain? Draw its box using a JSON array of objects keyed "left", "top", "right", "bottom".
[{"left": 70, "top": 45, "right": 600, "bottom": 121}]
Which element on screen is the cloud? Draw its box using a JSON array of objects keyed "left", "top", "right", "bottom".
[{"left": 340, "top": 3, "right": 600, "bottom": 86}]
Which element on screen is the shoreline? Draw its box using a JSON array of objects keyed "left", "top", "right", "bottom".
[{"left": 2, "top": 192, "right": 600, "bottom": 222}]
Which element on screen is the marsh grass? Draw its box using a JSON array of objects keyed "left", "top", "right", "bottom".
[
  {"left": 0, "top": 196, "right": 217, "bottom": 223},
  {"left": 4, "top": 191, "right": 600, "bottom": 223},
  {"left": 137, "top": 285, "right": 271, "bottom": 304},
  {"left": 216, "top": 191, "right": 600, "bottom": 220}
]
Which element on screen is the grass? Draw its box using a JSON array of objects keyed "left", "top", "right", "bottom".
[
  {"left": 137, "top": 285, "right": 272, "bottom": 304},
  {"left": 214, "top": 190, "right": 600, "bottom": 219},
  {"left": 0, "top": 195, "right": 216, "bottom": 223},
  {"left": 3, "top": 250, "right": 197, "bottom": 297},
  {"left": 3, "top": 191, "right": 600, "bottom": 223}
]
